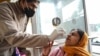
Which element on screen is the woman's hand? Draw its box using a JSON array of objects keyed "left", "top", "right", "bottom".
[{"left": 41, "top": 41, "right": 53, "bottom": 56}]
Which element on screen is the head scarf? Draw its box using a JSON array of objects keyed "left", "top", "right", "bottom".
[{"left": 62, "top": 32, "right": 91, "bottom": 56}]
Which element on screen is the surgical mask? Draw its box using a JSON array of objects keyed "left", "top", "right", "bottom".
[{"left": 24, "top": 8, "right": 35, "bottom": 17}]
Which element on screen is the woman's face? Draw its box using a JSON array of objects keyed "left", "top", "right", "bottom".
[{"left": 65, "top": 30, "right": 80, "bottom": 46}]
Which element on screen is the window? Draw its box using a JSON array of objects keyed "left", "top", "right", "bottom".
[
  {"left": 38, "top": 2, "right": 57, "bottom": 35},
  {"left": 85, "top": 0, "right": 100, "bottom": 44},
  {"left": 85, "top": 0, "right": 100, "bottom": 54}
]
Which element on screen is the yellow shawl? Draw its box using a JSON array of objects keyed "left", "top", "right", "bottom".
[{"left": 62, "top": 32, "right": 91, "bottom": 56}]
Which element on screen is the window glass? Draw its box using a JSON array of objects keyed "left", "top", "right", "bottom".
[
  {"left": 85, "top": 0, "right": 100, "bottom": 43},
  {"left": 85, "top": 0, "right": 100, "bottom": 54}
]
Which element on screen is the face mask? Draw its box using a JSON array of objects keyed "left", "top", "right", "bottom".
[{"left": 24, "top": 8, "right": 35, "bottom": 17}]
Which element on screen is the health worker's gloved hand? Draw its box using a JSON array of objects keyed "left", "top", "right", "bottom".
[{"left": 49, "top": 28, "right": 66, "bottom": 41}]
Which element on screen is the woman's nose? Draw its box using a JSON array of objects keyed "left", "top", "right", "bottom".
[{"left": 67, "top": 34, "right": 71, "bottom": 37}]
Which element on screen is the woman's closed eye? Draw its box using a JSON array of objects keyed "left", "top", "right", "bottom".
[{"left": 71, "top": 33, "right": 75, "bottom": 36}]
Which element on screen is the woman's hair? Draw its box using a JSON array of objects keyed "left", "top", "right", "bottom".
[
  {"left": 0, "top": 0, "right": 10, "bottom": 2},
  {"left": 71, "top": 29, "right": 84, "bottom": 41},
  {"left": 18, "top": 0, "right": 40, "bottom": 3}
]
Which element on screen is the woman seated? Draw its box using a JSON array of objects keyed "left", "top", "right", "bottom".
[{"left": 42, "top": 29, "right": 91, "bottom": 56}]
